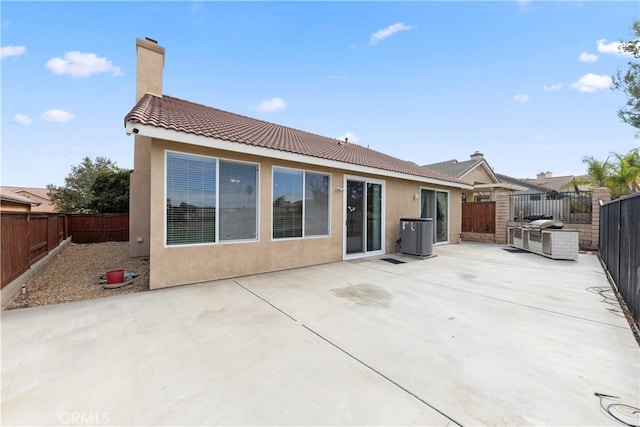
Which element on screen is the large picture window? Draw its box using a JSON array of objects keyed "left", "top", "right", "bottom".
[
  {"left": 166, "top": 152, "right": 258, "bottom": 246},
  {"left": 273, "top": 168, "right": 329, "bottom": 239}
]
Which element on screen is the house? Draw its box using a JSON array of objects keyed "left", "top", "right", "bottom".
[
  {"left": 124, "top": 38, "right": 472, "bottom": 290},
  {"left": 0, "top": 192, "right": 40, "bottom": 213},
  {"left": 0, "top": 187, "right": 54, "bottom": 212},
  {"left": 495, "top": 171, "right": 591, "bottom": 195},
  {"left": 424, "top": 151, "right": 523, "bottom": 202}
]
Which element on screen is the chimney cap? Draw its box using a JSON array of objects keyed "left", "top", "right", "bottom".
[{"left": 145, "top": 37, "right": 158, "bottom": 44}]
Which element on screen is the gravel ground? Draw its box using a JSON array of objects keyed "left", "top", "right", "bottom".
[{"left": 6, "top": 242, "right": 149, "bottom": 310}]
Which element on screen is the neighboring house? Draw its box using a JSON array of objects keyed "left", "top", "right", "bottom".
[
  {"left": 494, "top": 173, "right": 551, "bottom": 195},
  {"left": 0, "top": 187, "right": 54, "bottom": 212},
  {"left": 125, "top": 38, "right": 472, "bottom": 290},
  {"left": 424, "top": 151, "right": 523, "bottom": 201},
  {"left": 518, "top": 171, "right": 591, "bottom": 193},
  {"left": 495, "top": 172, "right": 593, "bottom": 222},
  {"left": 0, "top": 192, "right": 40, "bottom": 213}
]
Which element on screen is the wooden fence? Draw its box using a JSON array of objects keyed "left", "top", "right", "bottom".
[
  {"left": 68, "top": 213, "right": 129, "bottom": 243},
  {"left": 1, "top": 212, "right": 129, "bottom": 289},
  {"left": 462, "top": 202, "right": 495, "bottom": 233}
]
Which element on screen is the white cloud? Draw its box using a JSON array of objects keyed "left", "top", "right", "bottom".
[
  {"left": 45, "top": 51, "right": 123, "bottom": 78},
  {"left": 543, "top": 83, "right": 563, "bottom": 91},
  {"left": 369, "top": 22, "right": 414, "bottom": 46},
  {"left": 41, "top": 109, "right": 75, "bottom": 122},
  {"left": 1, "top": 45, "right": 26, "bottom": 59},
  {"left": 13, "top": 114, "right": 32, "bottom": 125},
  {"left": 579, "top": 52, "right": 598, "bottom": 63},
  {"left": 2, "top": 20, "right": 10, "bottom": 29},
  {"left": 337, "top": 131, "right": 360, "bottom": 143},
  {"left": 596, "top": 39, "right": 632, "bottom": 56},
  {"left": 513, "top": 93, "right": 530, "bottom": 103},
  {"left": 570, "top": 73, "right": 612, "bottom": 92},
  {"left": 250, "top": 97, "right": 286, "bottom": 113}
]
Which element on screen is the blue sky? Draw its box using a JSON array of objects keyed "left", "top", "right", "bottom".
[{"left": 2, "top": 1, "right": 639, "bottom": 188}]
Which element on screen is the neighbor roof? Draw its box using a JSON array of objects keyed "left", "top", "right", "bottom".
[
  {"left": 424, "top": 158, "right": 485, "bottom": 180},
  {"left": 519, "top": 175, "right": 590, "bottom": 192},
  {"left": 0, "top": 186, "right": 51, "bottom": 200},
  {"left": 0, "top": 192, "right": 41, "bottom": 206},
  {"left": 125, "top": 94, "right": 468, "bottom": 187}
]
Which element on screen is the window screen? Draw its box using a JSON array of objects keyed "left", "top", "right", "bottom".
[
  {"left": 166, "top": 152, "right": 217, "bottom": 245},
  {"left": 305, "top": 172, "right": 329, "bottom": 236},
  {"left": 273, "top": 168, "right": 303, "bottom": 238},
  {"left": 219, "top": 161, "right": 258, "bottom": 241}
]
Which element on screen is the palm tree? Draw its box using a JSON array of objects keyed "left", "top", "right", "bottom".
[
  {"left": 582, "top": 155, "right": 612, "bottom": 188},
  {"left": 609, "top": 148, "right": 640, "bottom": 195}
]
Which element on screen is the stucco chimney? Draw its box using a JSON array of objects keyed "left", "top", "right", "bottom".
[
  {"left": 470, "top": 151, "right": 484, "bottom": 161},
  {"left": 136, "top": 37, "right": 165, "bottom": 102},
  {"left": 537, "top": 171, "right": 553, "bottom": 179}
]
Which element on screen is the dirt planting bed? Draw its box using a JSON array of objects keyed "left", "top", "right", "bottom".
[{"left": 6, "top": 242, "right": 149, "bottom": 310}]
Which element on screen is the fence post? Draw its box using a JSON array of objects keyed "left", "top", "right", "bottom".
[
  {"left": 592, "top": 187, "right": 611, "bottom": 250},
  {"left": 495, "top": 191, "right": 510, "bottom": 244}
]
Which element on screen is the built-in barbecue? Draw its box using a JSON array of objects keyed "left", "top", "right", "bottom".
[{"left": 508, "top": 219, "right": 578, "bottom": 260}]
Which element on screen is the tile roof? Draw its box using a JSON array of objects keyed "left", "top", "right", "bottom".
[{"left": 125, "top": 94, "right": 466, "bottom": 186}]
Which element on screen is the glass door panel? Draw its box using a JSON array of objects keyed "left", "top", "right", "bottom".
[
  {"left": 436, "top": 191, "right": 448, "bottom": 243},
  {"left": 346, "top": 180, "right": 364, "bottom": 254},
  {"left": 367, "top": 183, "right": 382, "bottom": 251}
]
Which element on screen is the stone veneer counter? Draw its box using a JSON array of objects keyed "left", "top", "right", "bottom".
[{"left": 509, "top": 227, "right": 579, "bottom": 261}]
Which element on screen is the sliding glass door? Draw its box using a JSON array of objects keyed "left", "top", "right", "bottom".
[
  {"left": 421, "top": 188, "right": 449, "bottom": 243},
  {"left": 345, "top": 178, "right": 384, "bottom": 257}
]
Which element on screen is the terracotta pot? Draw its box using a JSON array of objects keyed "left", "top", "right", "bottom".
[{"left": 106, "top": 269, "right": 125, "bottom": 284}]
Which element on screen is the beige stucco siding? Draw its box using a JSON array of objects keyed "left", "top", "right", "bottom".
[
  {"left": 148, "top": 139, "right": 462, "bottom": 289},
  {"left": 462, "top": 165, "right": 495, "bottom": 185}
]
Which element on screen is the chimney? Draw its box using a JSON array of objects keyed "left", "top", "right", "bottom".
[
  {"left": 536, "top": 171, "right": 546, "bottom": 180},
  {"left": 136, "top": 37, "right": 165, "bottom": 102},
  {"left": 470, "top": 151, "right": 484, "bottom": 161},
  {"left": 545, "top": 171, "right": 553, "bottom": 178}
]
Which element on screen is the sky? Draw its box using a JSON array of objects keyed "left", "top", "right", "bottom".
[{"left": 2, "top": 1, "right": 640, "bottom": 189}]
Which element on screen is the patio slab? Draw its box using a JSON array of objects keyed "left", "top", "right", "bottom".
[{"left": 2, "top": 243, "right": 638, "bottom": 426}]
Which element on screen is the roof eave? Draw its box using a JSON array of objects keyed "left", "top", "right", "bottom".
[{"left": 125, "top": 122, "right": 473, "bottom": 190}]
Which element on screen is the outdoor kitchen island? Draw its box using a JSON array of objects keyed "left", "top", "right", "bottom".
[{"left": 508, "top": 220, "right": 579, "bottom": 261}]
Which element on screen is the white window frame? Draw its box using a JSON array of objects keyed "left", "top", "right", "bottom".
[
  {"left": 342, "top": 175, "right": 386, "bottom": 260},
  {"left": 164, "top": 150, "right": 260, "bottom": 247},
  {"left": 271, "top": 166, "right": 332, "bottom": 241}
]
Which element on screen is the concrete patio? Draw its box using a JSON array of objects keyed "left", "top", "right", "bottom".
[{"left": 2, "top": 243, "right": 638, "bottom": 426}]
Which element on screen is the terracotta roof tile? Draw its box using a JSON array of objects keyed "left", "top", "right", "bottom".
[{"left": 125, "top": 94, "right": 465, "bottom": 186}]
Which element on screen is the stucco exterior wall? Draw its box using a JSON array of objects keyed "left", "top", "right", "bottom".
[
  {"left": 147, "top": 139, "right": 462, "bottom": 289},
  {"left": 129, "top": 135, "right": 152, "bottom": 258},
  {"left": 462, "top": 165, "right": 494, "bottom": 185},
  {"left": 13, "top": 192, "right": 54, "bottom": 212},
  {"left": 0, "top": 202, "right": 31, "bottom": 213}
]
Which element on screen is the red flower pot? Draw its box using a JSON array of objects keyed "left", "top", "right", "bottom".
[{"left": 106, "top": 269, "right": 125, "bottom": 284}]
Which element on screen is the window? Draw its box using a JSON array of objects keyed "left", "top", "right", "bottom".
[
  {"left": 166, "top": 152, "right": 258, "bottom": 246},
  {"left": 273, "top": 168, "right": 329, "bottom": 239},
  {"left": 219, "top": 161, "right": 258, "bottom": 241}
]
